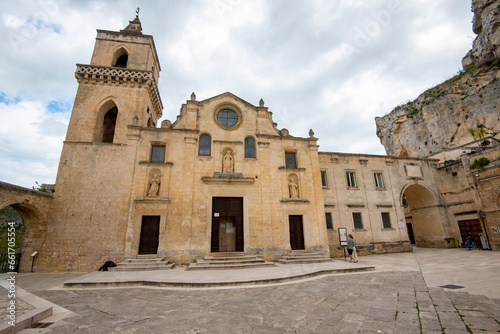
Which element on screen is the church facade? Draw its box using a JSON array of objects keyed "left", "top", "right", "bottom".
[{"left": 5, "top": 16, "right": 496, "bottom": 272}]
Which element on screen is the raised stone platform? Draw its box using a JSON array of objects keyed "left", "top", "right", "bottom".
[{"left": 63, "top": 260, "right": 375, "bottom": 289}]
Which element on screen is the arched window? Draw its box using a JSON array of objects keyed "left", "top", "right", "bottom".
[
  {"left": 245, "top": 137, "right": 256, "bottom": 158},
  {"left": 112, "top": 48, "right": 128, "bottom": 68},
  {"left": 102, "top": 107, "right": 118, "bottom": 143},
  {"left": 115, "top": 55, "right": 128, "bottom": 68},
  {"left": 199, "top": 134, "right": 211, "bottom": 156}
]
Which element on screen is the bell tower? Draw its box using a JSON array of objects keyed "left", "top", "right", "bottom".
[
  {"left": 65, "top": 14, "right": 162, "bottom": 144},
  {"left": 40, "top": 16, "right": 164, "bottom": 271}
]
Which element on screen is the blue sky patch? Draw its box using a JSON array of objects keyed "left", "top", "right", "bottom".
[
  {"left": 0, "top": 92, "right": 21, "bottom": 105},
  {"left": 47, "top": 100, "right": 71, "bottom": 113},
  {"left": 27, "top": 17, "right": 61, "bottom": 34}
]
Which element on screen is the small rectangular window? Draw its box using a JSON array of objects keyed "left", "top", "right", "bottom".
[
  {"left": 150, "top": 145, "right": 165, "bottom": 163},
  {"left": 346, "top": 172, "right": 356, "bottom": 188},
  {"left": 352, "top": 212, "right": 363, "bottom": 230},
  {"left": 285, "top": 152, "right": 297, "bottom": 169},
  {"left": 321, "top": 171, "right": 328, "bottom": 187},
  {"left": 325, "top": 213, "right": 333, "bottom": 230},
  {"left": 374, "top": 173, "right": 384, "bottom": 188},
  {"left": 382, "top": 212, "right": 392, "bottom": 229}
]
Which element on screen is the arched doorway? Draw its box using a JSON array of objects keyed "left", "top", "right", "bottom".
[
  {"left": 402, "top": 183, "right": 451, "bottom": 248},
  {"left": 0, "top": 203, "right": 47, "bottom": 272},
  {"left": 0, "top": 206, "right": 23, "bottom": 272}
]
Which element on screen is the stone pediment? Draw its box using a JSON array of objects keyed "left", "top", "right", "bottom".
[
  {"left": 170, "top": 91, "right": 283, "bottom": 137},
  {"left": 198, "top": 92, "right": 257, "bottom": 109}
]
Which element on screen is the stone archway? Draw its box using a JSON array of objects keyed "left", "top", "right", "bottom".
[
  {"left": 3, "top": 203, "right": 48, "bottom": 272},
  {"left": 0, "top": 182, "right": 52, "bottom": 272},
  {"left": 402, "top": 183, "right": 451, "bottom": 248}
]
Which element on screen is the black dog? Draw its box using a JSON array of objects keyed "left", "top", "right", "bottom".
[{"left": 98, "top": 260, "right": 117, "bottom": 271}]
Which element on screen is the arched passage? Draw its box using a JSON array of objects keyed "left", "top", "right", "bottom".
[
  {"left": 0, "top": 203, "right": 47, "bottom": 272},
  {"left": 402, "top": 183, "right": 450, "bottom": 248}
]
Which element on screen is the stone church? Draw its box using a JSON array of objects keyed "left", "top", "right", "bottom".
[{"left": 1, "top": 11, "right": 498, "bottom": 272}]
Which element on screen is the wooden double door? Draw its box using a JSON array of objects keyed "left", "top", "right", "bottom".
[
  {"left": 211, "top": 197, "right": 244, "bottom": 252},
  {"left": 458, "top": 219, "right": 483, "bottom": 247}
]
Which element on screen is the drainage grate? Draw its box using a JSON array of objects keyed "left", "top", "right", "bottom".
[
  {"left": 30, "top": 322, "right": 54, "bottom": 328},
  {"left": 440, "top": 284, "right": 465, "bottom": 289}
]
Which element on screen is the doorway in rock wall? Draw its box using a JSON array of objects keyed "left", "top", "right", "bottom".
[
  {"left": 211, "top": 197, "right": 243, "bottom": 252},
  {"left": 289, "top": 215, "right": 305, "bottom": 250},
  {"left": 458, "top": 219, "right": 483, "bottom": 248},
  {"left": 138, "top": 216, "right": 160, "bottom": 255}
]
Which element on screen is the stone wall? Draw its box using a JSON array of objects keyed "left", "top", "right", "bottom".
[{"left": 319, "top": 152, "right": 453, "bottom": 256}]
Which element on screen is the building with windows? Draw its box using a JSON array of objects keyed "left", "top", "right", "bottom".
[{"left": 2, "top": 15, "right": 498, "bottom": 272}]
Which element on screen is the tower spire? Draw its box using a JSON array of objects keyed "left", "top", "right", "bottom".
[{"left": 120, "top": 9, "right": 143, "bottom": 35}]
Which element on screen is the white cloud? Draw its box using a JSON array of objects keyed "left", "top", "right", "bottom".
[
  {"left": 0, "top": 99, "right": 69, "bottom": 187},
  {"left": 0, "top": 0, "right": 474, "bottom": 186}
]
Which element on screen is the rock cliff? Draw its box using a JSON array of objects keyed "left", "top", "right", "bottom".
[
  {"left": 462, "top": 0, "right": 500, "bottom": 69},
  {"left": 376, "top": 0, "right": 500, "bottom": 158}
]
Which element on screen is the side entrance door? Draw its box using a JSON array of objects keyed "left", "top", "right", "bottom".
[
  {"left": 406, "top": 223, "right": 416, "bottom": 244},
  {"left": 289, "top": 215, "right": 305, "bottom": 250},
  {"left": 139, "top": 216, "right": 160, "bottom": 255}
]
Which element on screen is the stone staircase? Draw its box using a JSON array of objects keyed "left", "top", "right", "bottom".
[
  {"left": 109, "top": 254, "right": 174, "bottom": 271},
  {"left": 278, "top": 250, "right": 333, "bottom": 264},
  {"left": 187, "top": 252, "right": 276, "bottom": 270}
]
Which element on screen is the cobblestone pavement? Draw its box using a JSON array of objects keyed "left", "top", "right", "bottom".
[{"left": 22, "top": 271, "right": 500, "bottom": 334}]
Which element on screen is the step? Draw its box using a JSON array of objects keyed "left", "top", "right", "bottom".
[
  {"left": 283, "top": 255, "right": 327, "bottom": 260},
  {"left": 204, "top": 255, "right": 259, "bottom": 261},
  {"left": 279, "top": 251, "right": 333, "bottom": 264},
  {"left": 120, "top": 259, "right": 166, "bottom": 265},
  {"left": 116, "top": 262, "right": 167, "bottom": 268},
  {"left": 196, "top": 258, "right": 267, "bottom": 265},
  {"left": 210, "top": 252, "right": 246, "bottom": 257},
  {"left": 108, "top": 255, "right": 174, "bottom": 271},
  {"left": 136, "top": 254, "right": 158, "bottom": 259},
  {"left": 278, "top": 258, "right": 333, "bottom": 264},
  {"left": 187, "top": 262, "right": 276, "bottom": 271},
  {"left": 109, "top": 263, "right": 175, "bottom": 271}
]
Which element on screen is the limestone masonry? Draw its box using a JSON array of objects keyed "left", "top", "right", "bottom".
[{"left": 1, "top": 4, "right": 499, "bottom": 272}]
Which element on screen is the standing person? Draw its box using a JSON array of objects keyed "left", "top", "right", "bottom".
[
  {"left": 353, "top": 239, "right": 359, "bottom": 263},
  {"left": 347, "top": 234, "right": 356, "bottom": 263}
]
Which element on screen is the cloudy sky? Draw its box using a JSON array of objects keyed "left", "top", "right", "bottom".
[{"left": 0, "top": 0, "right": 475, "bottom": 188}]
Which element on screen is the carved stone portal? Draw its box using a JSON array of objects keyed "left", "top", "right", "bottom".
[
  {"left": 147, "top": 169, "right": 161, "bottom": 197},
  {"left": 222, "top": 149, "right": 234, "bottom": 173},
  {"left": 288, "top": 174, "right": 299, "bottom": 198}
]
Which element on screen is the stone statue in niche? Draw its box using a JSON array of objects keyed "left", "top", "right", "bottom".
[
  {"left": 147, "top": 172, "right": 161, "bottom": 197},
  {"left": 289, "top": 178, "right": 299, "bottom": 198},
  {"left": 222, "top": 150, "right": 234, "bottom": 173}
]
